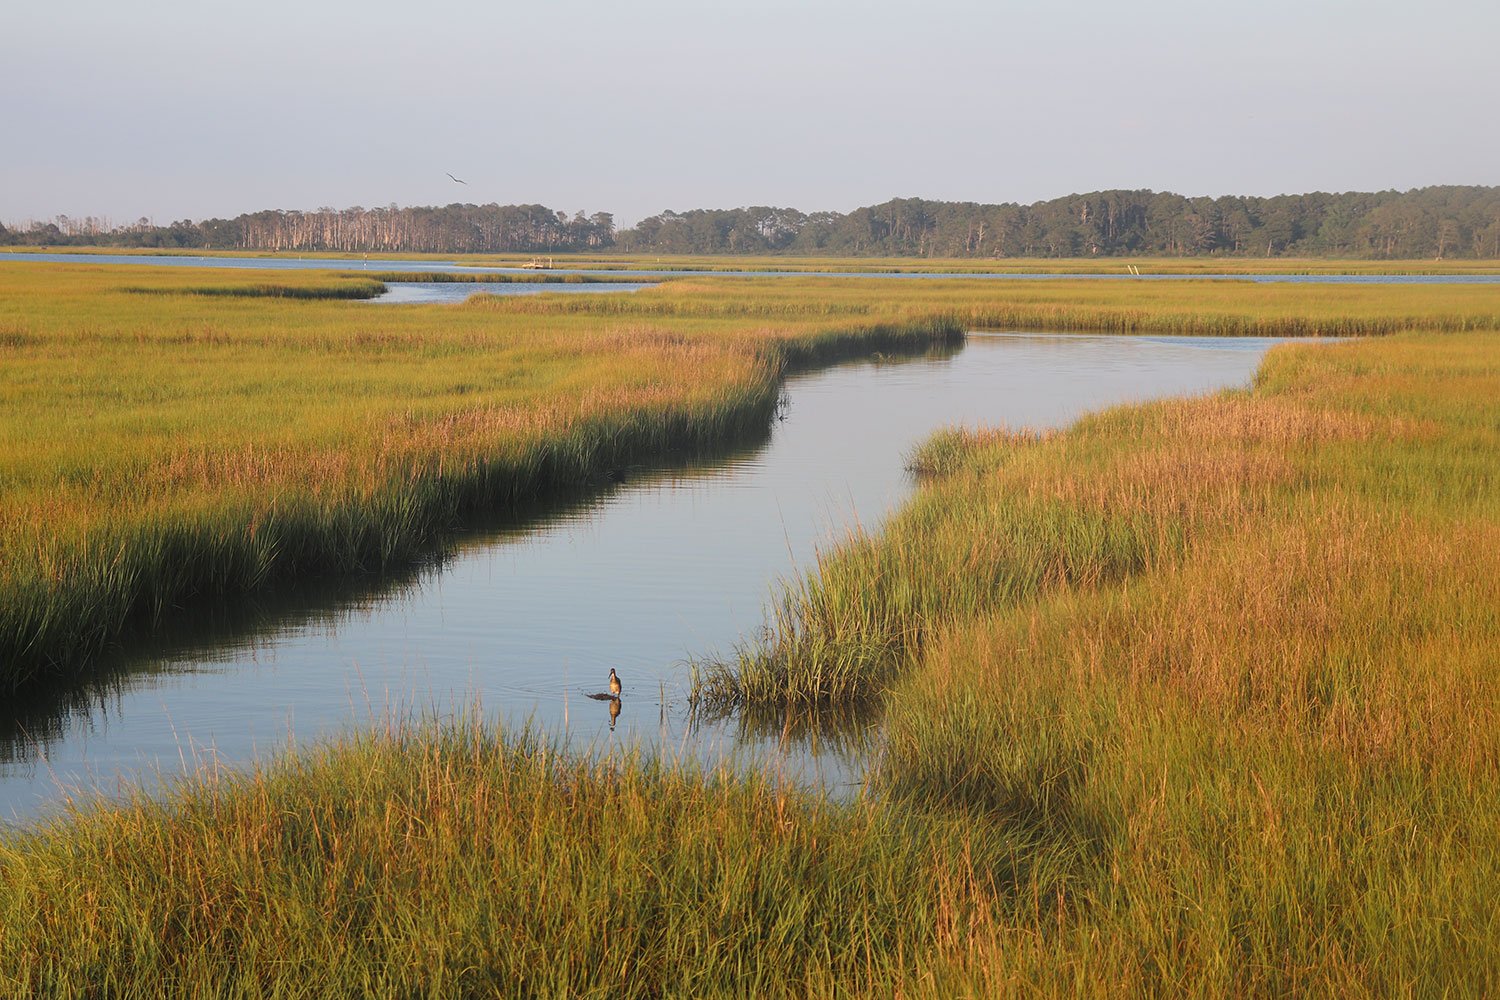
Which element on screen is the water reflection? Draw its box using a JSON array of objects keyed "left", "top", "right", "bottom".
[
  {"left": 0, "top": 570, "right": 423, "bottom": 766},
  {"left": 0, "top": 425, "right": 794, "bottom": 769},
  {"left": 690, "top": 699, "right": 884, "bottom": 763},
  {"left": 367, "top": 281, "right": 655, "bottom": 305},
  {"left": 2, "top": 333, "right": 1299, "bottom": 821}
]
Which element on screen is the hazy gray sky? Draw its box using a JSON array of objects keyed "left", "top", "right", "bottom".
[{"left": 5, "top": 0, "right": 1495, "bottom": 227}]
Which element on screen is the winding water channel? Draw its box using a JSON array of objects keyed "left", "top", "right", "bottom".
[{"left": 2, "top": 332, "right": 1309, "bottom": 824}]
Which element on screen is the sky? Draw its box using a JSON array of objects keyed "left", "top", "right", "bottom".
[{"left": 4, "top": 0, "right": 1496, "bottom": 229}]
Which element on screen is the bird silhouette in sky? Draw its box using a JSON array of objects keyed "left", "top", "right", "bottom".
[{"left": 446, "top": 172, "right": 468, "bottom": 185}]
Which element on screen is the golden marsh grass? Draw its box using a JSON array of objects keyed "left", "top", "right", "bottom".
[{"left": 3, "top": 265, "right": 1500, "bottom": 993}]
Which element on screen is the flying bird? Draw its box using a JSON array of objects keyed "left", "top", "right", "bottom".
[{"left": 446, "top": 172, "right": 468, "bottom": 185}]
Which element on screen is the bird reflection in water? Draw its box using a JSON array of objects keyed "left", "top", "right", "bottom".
[{"left": 583, "top": 669, "right": 624, "bottom": 730}]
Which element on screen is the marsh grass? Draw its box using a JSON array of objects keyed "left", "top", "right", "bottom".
[
  {"left": 0, "top": 722, "right": 1074, "bottom": 999},
  {"left": 692, "top": 328, "right": 1500, "bottom": 993},
  {"left": 6, "top": 266, "right": 1500, "bottom": 993},
  {"left": 120, "top": 277, "right": 387, "bottom": 299}
]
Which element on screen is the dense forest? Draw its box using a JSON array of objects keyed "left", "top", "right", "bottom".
[
  {"left": 617, "top": 186, "right": 1500, "bottom": 259},
  {"left": 6, "top": 186, "right": 1499, "bottom": 259}
]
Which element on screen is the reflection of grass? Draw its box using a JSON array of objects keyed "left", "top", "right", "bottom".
[
  {"left": 0, "top": 565, "right": 428, "bottom": 766},
  {"left": 688, "top": 687, "right": 884, "bottom": 761}
]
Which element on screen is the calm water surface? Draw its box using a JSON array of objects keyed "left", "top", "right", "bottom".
[
  {"left": 1, "top": 333, "right": 1314, "bottom": 823},
  {"left": 367, "top": 281, "right": 655, "bottom": 304}
]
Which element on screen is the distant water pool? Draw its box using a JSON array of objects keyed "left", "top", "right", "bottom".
[{"left": 366, "top": 281, "right": 657, "bottom": 304}]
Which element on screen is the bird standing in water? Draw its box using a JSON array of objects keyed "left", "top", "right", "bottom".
[{"left": 609, "top": 668, "right": 622, "bottom": 697}]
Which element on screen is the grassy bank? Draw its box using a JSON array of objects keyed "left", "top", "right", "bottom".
[
  {"left": 480, "top": 275, "right": 1500, "bottom": 338},
  {"left": 888, "top": 330, "right": 1500, "bottom": 993},
  {"left": 0, "top": 725, "right": 1067, "bottom": 998}
]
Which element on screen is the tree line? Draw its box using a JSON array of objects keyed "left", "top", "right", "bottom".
[
  {"left": 616, "top": 186, "right": 1500, "bottom": 259},
  {"left": 1, "top": 204, "right": 615, "bottom": 255},
  {"left": 6, "top": 186, "right": 1499, "bottom": 258}
]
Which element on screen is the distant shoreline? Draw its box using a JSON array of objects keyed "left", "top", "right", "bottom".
[{"left": 6, "top": 245, "right": 1500, "bottom": 277}]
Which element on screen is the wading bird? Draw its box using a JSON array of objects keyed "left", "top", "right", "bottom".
[{"left": 609, "top": 668, "right": 622, "bottom": 697}]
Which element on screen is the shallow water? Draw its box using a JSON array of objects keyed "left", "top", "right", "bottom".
[
  {"left": 366, "top": 281, "right": 656, "bottom": 304},
  {"left": 1, "top": 332, "right": 1314, "bottom": 823}
]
